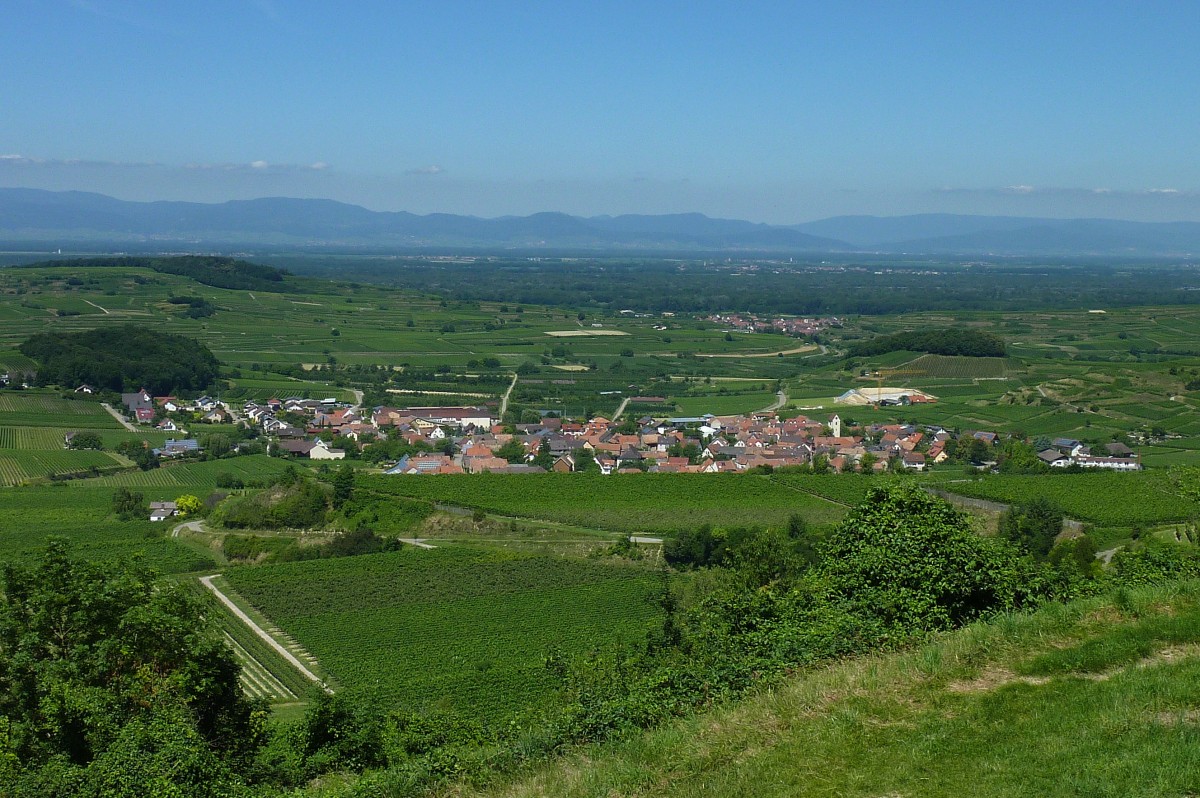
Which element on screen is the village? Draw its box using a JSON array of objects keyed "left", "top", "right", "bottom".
[{"left": 104, "top": 386, "right": 1143, "bottom": 477}]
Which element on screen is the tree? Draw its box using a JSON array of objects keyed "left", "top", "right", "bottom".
[
  {"left": 0, "top": 542, "right": 263, "bottom": 790},
  {"left": 494, "top": 439, "right": 528, "bottom": 464},
  {"left": 68, "top": 431, "right": 104, "bottom": 450},
  {"left": 998, "top": 498, "right": 1063, "bottom": 559},
  {"left": 175, "top": 494, "right": 204, "bottom": 517},
  {"left": 532, "top": 438, "right": 555, "bottom": 471},
  {"left": 820, "top": 484, "right": 1029, "bottom": 634},
  {"left": 111, "top": 487, "right": 147, "bottom": 521},
  {"left": 332, "top": 463, "right": 355, "bottom": 510}
]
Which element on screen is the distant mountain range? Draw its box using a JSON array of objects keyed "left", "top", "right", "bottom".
[{"left": 2, "top": 188, "right": 1200, "bottom": 256}]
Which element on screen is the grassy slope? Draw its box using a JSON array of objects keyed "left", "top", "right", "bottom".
[{"left": 460, "top": 581, "right": 1200, "bottom": 798}]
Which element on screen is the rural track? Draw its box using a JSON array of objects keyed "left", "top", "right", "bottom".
[
  {"left": 398, "top": 538, "right": 437, "bottom": 549},
  {"left": 498, "top": 373, "right": 518, "bottom": 419},
  {"left": 172, "top": 519, "right": 206, "bottom": 538},
  {"left": 613, "top": 396, "right": 631, "bottom": 420},
  {"left": 199, "top": 575, "right": 331, "bottom": 693},
  {"left": 758, "top": 388, "right": 788, "bottom": 413},
  {"left": 82, "top": 299, "right": 109, "bottom": 314},
  {"left": 100, "top": 403, "right": 137, "bottom": 431}
]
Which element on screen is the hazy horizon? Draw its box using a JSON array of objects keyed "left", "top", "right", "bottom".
[{"left": 4, "top": 2, "right": 1200, "bottom": 224}]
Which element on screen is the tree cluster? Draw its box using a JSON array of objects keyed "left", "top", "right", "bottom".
[
  {"left": 0, "top": 543, "right": 263, "bottom": 795},
  {"left": 22, "top": 256, "right": 287, "bottom": 292},
  {"left": 20, "top": 325, "right": 220, "bottom": 395},
  {"left": 847, "top": 327, "right": 1007, "bottom": 358}
]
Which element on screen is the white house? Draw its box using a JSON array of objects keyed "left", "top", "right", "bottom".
[{"left": 309, "top": 439, "right": 346, "bottom": 460}]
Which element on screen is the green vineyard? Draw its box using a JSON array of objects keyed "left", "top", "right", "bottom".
[
  {"left": 224, "top": 547, "right": 662, "bottom": 722},
  {"left": 0, "top": 450, "right": 130, "bottom": 486},
  {"left": 362, "top": 472, "right": 849, "bottom": 533},
  {"left": 72, "top": 455, "right": 296, "bottom": 489}
]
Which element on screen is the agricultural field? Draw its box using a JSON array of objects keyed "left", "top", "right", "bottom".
[
  {"left": 940, "top": 471, "right": 1200, "bottom": 528},
  {"left": 72, "top": 454, "right": 297, "bottom": 489},
  {"left": 0, "top": 486, "right": 216, "bottom": 573},
  {"left": 223, "top": 547, "right": 663, "bottom": 722},
  {"left": 362, "top": 472, "right": 850, "bottom": 533},
  {"left": 0, "top": 449, "right": 130, "bottom": 486},
  {"left": 0, "top": 391, "right": 122, "bottom": 428}
]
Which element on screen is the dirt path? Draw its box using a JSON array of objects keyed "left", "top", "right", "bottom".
[
  {"left": 82, "top": 299, "right": 109, "bottom": 314},
  {"left": 698, "top": 345, "right": 817, "bottom": 359},
  {"left": 498, "top": 372, "right": 518, "bottom": 419},
  {"left": 613, "top": 395, "right": 631, "bottom": 420},
  {"left": 199, "top": 575, "right": 330, "bottom": 692},
  {"left": 398, "top": 538, "right": 437, "bottom": 549},
  {"left": 100, "top": 402, "right": 137, "bottom": 431}
]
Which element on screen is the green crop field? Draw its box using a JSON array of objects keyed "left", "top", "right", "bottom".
[
  {"left": 361, "top": 472, "right": 848, "bottom": 533},
  {"left": 223, "top": 547, "right": 662, "bottom": 722},
  {"left": 0, "top": 486, "right": 215, "bottom": 573},
  {"left": 902, "top": 354, "right": 1012, "bottom": 379},
  {"left": 72, "top": 454, "right": 296, "bottom": 489},
  {"left": 941, "top": 471, "right": 1200, "bottom": 527},
  {"left": 0, "top": 392, "right": 122, "bottom": 428},
  {"left": 0, "top": 449, "right": 130, "bottom": 485}
]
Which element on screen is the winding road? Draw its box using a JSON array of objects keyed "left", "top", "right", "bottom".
[
  {"left": 172, "top": 519, "right": 206, "bottom": 538},
  {"left": 758, "top": 388, "right": 789, "bottom": 413}
]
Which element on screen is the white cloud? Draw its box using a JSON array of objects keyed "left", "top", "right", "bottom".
[{"left": 406, "top": 164, "right": 445, "bottom": 176}]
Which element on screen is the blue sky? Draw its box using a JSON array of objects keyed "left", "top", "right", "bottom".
[{"left": 3, "top": 1, "right": 1199, "bottom": 223}]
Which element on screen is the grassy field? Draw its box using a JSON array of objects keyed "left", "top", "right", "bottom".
[
  {"left": 461, "top": 580, "right": 1200, "bottom": 798},
  {"left": 223, "top": 547, "right": 662, "bottom": 723}
]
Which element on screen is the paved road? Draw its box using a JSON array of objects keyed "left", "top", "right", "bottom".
[
  {"left": 172, "top": 519, "right": 206, "bottom": 538},
  {"left": 498, "top": 373, "right": 518, "bottom": 419},
  {"left": 758, "top": 388, "right": 788, "bottom": 413},
  {"left": 100, "top": 403, "right": 137, "bottom": 431},
  {"left": 199, "top": 575, "right": 331, "bottom": 692}
]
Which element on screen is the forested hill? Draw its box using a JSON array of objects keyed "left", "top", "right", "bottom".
[
  {"left": 20, "top": 325, "right": 220, "bottom": 394},
  {"left": 19, "top": 255, "right": 289, "bottom": 292},
  {"left": 847, "top": 327, "right": 1008, "bottom": 358}
]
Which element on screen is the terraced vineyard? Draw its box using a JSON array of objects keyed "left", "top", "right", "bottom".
[
  {"left": 902, "top": 354, "right": 1012, "bottom": 379},
  {"left": 72, "top": 454, "right": 296, "bottom": 489},
  {"left": 941, "top": 472, "right": 1200, "bottom": 527},
  {"left": 363, "top": 472, "right": 849, "bottom": 533},
  {"left": 0, "top": 486, "right": 215, "bottom": 573},
  {"left": 224, "top": 547, "right": 662, "bottom": 722},
  {"left": 0, "top": 393, "right": 122, "bottom": 428},
  {"left": 0, "top": 449, "right": 130, "bottom": 485}
]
